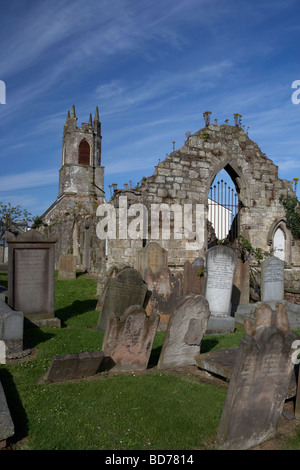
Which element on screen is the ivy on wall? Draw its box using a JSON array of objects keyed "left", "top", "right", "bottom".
[{"left": 279, "top": 194, "right": 300, "bottom": 240}]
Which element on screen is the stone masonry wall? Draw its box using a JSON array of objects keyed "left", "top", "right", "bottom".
[{"left": 106, "top": 124, "right": 299, "bottom": 276}]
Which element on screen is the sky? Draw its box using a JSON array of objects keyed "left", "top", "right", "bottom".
[{"left": 0, "top": 0, "right": 299, "bottom": 219}]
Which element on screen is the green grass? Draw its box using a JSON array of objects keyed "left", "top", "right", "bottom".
[{"left": 0, "top": 271, "right": 299, "bottom": 450}]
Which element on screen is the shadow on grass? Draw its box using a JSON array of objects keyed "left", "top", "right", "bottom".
[
  {"left": 55, "top": 299, "right": 98, "bottom": 325},
  {"left": 200, "top": 337, "right": 219, "bottom": 353},
  {"left": 0, "top": 368, "right": 29, "bottom": 447},
  {"left": 23, "top": 328, "right": 54, "bottom": 349}
]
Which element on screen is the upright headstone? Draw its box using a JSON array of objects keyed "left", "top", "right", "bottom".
[
  {"left": 261, "top": 255, "right": 284, "bottom": 302},
  {"left": 232, "top": 259, "right": 250, "bottom": 311},
  {"left": 0, "top": 341, "right": 5, "bottom": 364},
  {"left": 102, "top": 305, "right": 160, "bottom": 371},
  {"left": 57, "top": 254, "right": 77, "bottom": 280},
  {"left": 157, "top": 295, "right": 210, "bottom": 369},
  {"left": 183, "top": 257, "right": 205, "bottom": 296},
  {"left": 6, "top": 230, "right": 60, "bottom": 328},
  {"left": 136, "top": 242, "right": 168, "bottom": 274},
  {"left": 143, "top": 266, "right": 183, "bottom": 331},
  {"left": 216, "top": 303, "right": 298, "bottom": 450},
  {"left": 204, "top": 245, "right": 237, "bottom": 334},
  {"left": 96, "top": 268, "right": 148, "bottom": 331}
]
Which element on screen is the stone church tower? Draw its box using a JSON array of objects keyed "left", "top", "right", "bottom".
[
  {"left": 41, "top": 106, "right": 106, "bottom": 273},
  {"left": 59, "top": 105, "right": 104, "bottom": 198}
]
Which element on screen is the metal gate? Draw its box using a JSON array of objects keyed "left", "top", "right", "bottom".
[{"left": 208, "top": 179, "right": 239, "bottom": 248}]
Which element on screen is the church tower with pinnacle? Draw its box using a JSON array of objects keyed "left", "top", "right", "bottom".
[{"left": 59, "top": 105, "right": 104, "bottom": 198}]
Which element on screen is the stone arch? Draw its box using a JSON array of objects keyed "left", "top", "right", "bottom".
[
  {"left": 206, "top": 159, "right": 251, "bottom": 245},
  {"left": 267, "top": 218, "right": 292, "bottom": 265},
  {"left": 206, "top": 159, "right": 250, "bottom": 209},
  {"left": 78, "top": 139, "right": 90, "bottom": 165}
]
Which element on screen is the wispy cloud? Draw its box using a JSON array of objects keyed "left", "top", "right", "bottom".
[{"left": 0, "top": 169, "right": 58, "bottom": 192}]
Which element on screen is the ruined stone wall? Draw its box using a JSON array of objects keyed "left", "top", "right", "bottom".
[
  {"left": 106, "top": 124, "right": 299, "bottom": 277},
  {"left": 41, "top": 194, "right": 105, "bottom": 275}
]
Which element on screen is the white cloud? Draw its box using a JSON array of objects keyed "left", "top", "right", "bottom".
[{"left": 0, "top": 169, "right": 58, "bottom": 192}]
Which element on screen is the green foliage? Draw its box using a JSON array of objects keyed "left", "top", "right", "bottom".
[
  {"left": 200, "top": 130, "right": 210, "bottom": 142},
  {"left": 0, "top": 202, "right": 32, "bottom": 239},
  {"left": 279, "top": 194, "right": 300, "bottom": 239},
  {"left": 31, "top": 215, "right": 44, "bottom": 229}
]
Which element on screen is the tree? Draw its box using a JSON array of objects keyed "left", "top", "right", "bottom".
[{"left": 0, "top": 202, "right": 32, "bottom": 240}]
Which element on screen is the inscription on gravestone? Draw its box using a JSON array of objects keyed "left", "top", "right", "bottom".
[
  {"left": 7, "top": 230, "right": 59, "bottom": 327},
  {"left": 261, "top": 256, "right": 284, "bottom": 302},
  {"left": 204, "top": 245, "right": 237, "bottom": 333},
  {"left": 102, "top": 305, "right": 159, "bottom": 371},
  {"left": 96, "top": 268, "right": 148, "bottom": 331},
  {"left": 157, "top": 295, "right": 210, "bottom": 369},
  {"left": 216, "top": 325, "right": 298, "bottom": 450}
]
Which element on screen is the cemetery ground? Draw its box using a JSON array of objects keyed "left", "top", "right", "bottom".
[{"left": 1, "top": 269, "right": 300, "bottom": 451}]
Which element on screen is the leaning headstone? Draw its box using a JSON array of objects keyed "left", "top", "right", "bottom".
[
  {"left": 57, "top": 254, "right": 77, "bottom": 280},
  {"left": 96, "top": 268, "right": 148, "bottom": 331},
  {"left": 183, "top": 257, "right": 205, "bottom": 296},
  {"left": 0, "top": 379, "right": 14, "bottom": 445},
  {"left": 143, "top": 266, "right": 183, "bottom": 331},
  {"left": 204, "top": 245, "right": 237, "bottom": 333},
  {"left": 216, "top": 306, "right": 298, "bottom": 450},
  {"left": 44, "top": 351, "right": 104, "bottom": 383},
  {"left": 261, "top": 255, "right": 284, "bottom": 302},
  {"left": 6, "top": 230, "right": 60, "bottom": 328},
  {"left": 102, "top": 305, "right": 159, "bottom": 371},
  {"left": 136, "top": 242, "right": 168, "bottom": 275},
  {"left": 157, "top": 295, "right": 210, "bottom": 369},
  {"left": 0, "top": 299, "right": 25, "bottom": 358}
]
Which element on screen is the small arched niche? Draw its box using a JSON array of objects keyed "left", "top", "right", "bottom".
[
  {"left": 268, "top": 219, "right": 292, "bottom": 265},
  {"left": 78, "top": 139, "right": 90, "bottom": 165}
]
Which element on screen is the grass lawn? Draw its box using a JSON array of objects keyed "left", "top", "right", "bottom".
[{"left": 0, "top": 271, "right": 300, "bottom": 450}]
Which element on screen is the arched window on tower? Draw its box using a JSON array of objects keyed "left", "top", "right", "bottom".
[{"left": 78, "top": 139, "right": 90, "bottom": 165}]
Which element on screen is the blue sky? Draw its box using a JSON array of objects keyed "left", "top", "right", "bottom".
[{"left": 0, "top": 0, "right": 299, "bottom": 218}]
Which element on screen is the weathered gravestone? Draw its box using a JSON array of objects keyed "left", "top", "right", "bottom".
[
  {"left": 136, "top": 242, "right": 168, "bottom": 275},
  {"left": 96, "top": 268, "right": 148, "bottom": 331},
  {"left": 0, "top": 379, "right": 14, "bottom": 445},
  {"left": 216, "top": 303, "right": 298, "bottom": 450},
  {"left": 261, "top": 255, "right": 284, "bottom": 302},
  {"left": 102, "top": 305, "right": 160, "bottom": 371},
  {"left": 157, "top": 295, "right": 210, "bottom": 369},
  {"left": 6, "top": 230, "right": 60, "bottom": 328},
  {"left": 204, "top": 245, "right": 237, "bottom": 334},
  {"left": 44, "top": 351, "right": 104, "bottom": 383},
  {"left": 231, "top": 259, "right": 250, "bottom": 311},
  {"left": 96, "top": 264, "right": 131, "bottom": 310},
  {"left": 57, "top": 254, "right": 77, "bottom": 280},
  {"left": 0, "top": 299, "right": 24, "bottom": 359},
  {"left": 143, "top": 266, "right": 183, "bottom": 331},
  {"left": 183, "top": 257, "right": 205, "bottom": 296},
  {"left": 0, "top": 341, "right": 5, "bottom": 365}
]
